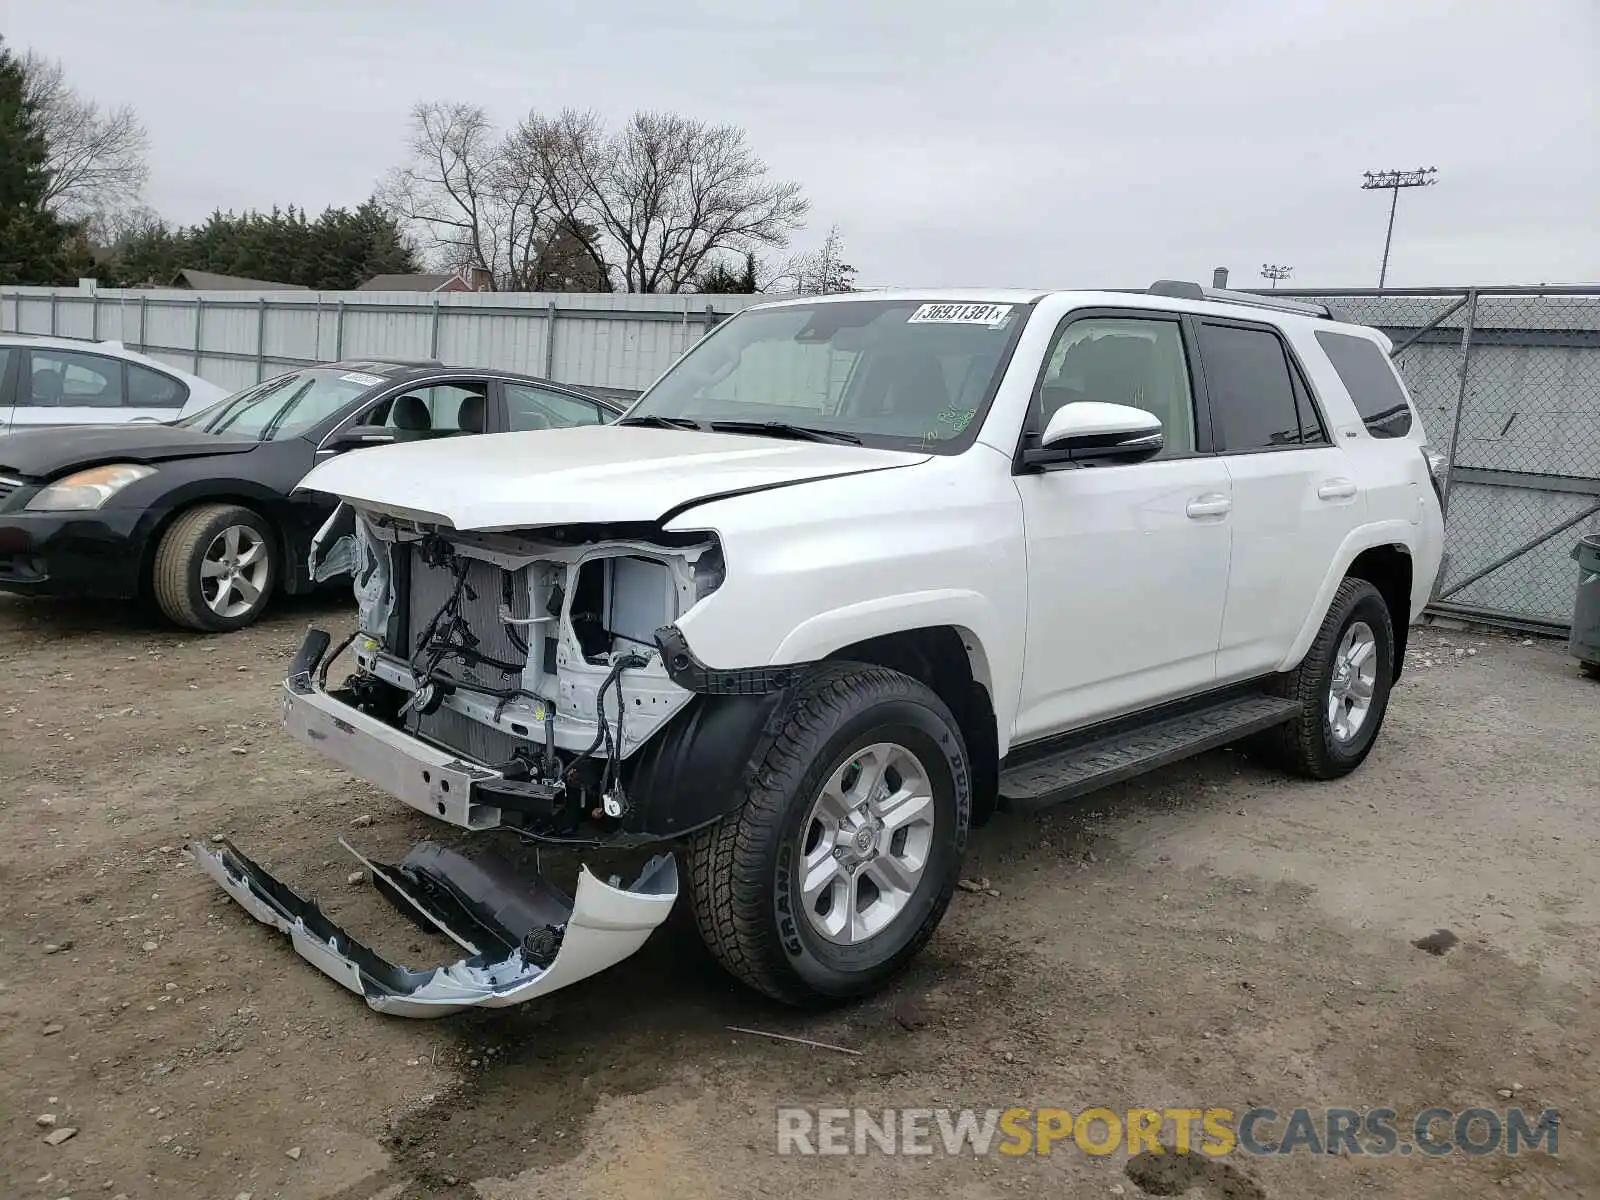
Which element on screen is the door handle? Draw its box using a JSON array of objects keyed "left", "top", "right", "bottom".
[
  {"left": 1186, "top": 494, "right": 1232, "bottom": 518},
  {"left": 1317, "top": 479, "right": 1358, "bottom": 501}
]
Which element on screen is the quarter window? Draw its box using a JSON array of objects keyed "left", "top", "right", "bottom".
[
  {"left": 25, "top": 350, "right": 123, "bottom": 408},
  {"left": 126, "top": 362, "right": 189, "bottom": 409},
  {"left": 1036, "top": 316, "right": 1197, "bottom": 455},
  {"left": 1198, "top": 324, "right": 1323, "bottom": 451},
  {"left": 1315, "top": 330, "right": 1414, "bottom": 438}
]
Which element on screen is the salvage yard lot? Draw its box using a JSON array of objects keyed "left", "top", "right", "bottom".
[{"left": 2, "top": 595, "right": 1596, "bottom": 1200}]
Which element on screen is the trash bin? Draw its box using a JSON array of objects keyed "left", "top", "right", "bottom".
[{"left": 1572, "top": 533, "right": 1600, "bottom": 676}]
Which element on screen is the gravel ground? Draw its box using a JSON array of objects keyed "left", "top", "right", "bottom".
[{"left": 2, "top": 593, "right": 1596, "bottom": 1200}]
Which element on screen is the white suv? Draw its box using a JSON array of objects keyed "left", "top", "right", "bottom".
[{"left": 196, "top": 282, "right": 1446, "bottom": 1016}]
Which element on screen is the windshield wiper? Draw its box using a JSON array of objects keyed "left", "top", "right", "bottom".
[
  {"left": 705, "top": 420, "right": 862, "bottom": 446},
  {"left": 617, "top": 415, "right": 707, "bottom": 431}
]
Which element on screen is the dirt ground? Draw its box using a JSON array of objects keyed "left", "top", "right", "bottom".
[{"left": 2, "top": 592, "right": 1596, "bottom": 1200}]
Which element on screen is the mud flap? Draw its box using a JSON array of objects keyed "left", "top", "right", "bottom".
[{"left": 191, "top": 838, "right": 677, "bottom": 1018}]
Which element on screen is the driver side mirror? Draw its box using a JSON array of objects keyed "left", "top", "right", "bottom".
[
  {"left": 1022, "top": 401, "right": 1164, "bottom": 469},
  {"left": 323, "top": 424, "right": 395, "bottom": 453}
]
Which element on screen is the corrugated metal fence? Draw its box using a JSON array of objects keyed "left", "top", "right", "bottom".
[
  {"left": 0, "top": 286, "right": 771, "bottom": 401},
  {"left": 4, "top": 282, "right": 1597, "bottom": 631}
]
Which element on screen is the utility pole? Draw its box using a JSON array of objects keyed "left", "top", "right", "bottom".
[
  {"left": 1260, "top": 264, "right": 1293, "bottom": 289},
  {"left": 1361, "top": 167, "right": 1438, "bottom": 289}
]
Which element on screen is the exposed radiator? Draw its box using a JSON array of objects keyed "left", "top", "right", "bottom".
[{"left": 404, "top": 545, "right": 532, "bottom": 763}]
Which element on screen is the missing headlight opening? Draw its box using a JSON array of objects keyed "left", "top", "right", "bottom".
[{"left": 322, "top": 515, "right": 720, "bottom": 841}]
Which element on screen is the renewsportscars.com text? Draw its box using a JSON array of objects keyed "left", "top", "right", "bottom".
[{"left": 775, "top": 1106, "right": 1560, "bottom": 1158}]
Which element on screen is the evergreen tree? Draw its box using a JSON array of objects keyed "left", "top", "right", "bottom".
[
  {"left": 106, "top": 199, "right": 420, "bottom": 289},
  {"left": 696, "top": 252, "right": 761, "bottom": 294},
  {"left": 0, "top": 38, "right": 82, "bottom": 284}
]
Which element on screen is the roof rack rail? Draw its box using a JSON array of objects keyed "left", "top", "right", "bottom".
[{"left": 1147, "top": 280, "right": 1331, "bottom": 319}]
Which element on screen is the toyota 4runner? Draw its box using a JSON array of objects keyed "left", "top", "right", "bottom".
[{"left": 196, "top": 281, "right": 1446, "bottom": 1016}]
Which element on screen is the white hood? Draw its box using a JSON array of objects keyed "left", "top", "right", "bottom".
[{"left": 298, "top": 425, "right": 928, "bottom": 529}]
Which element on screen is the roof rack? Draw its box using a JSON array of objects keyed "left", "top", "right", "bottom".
[{"left": 1147, "top": 280, "right": 1331, "bottom": 319}]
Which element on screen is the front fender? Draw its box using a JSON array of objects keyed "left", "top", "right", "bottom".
[
  {"left": 690, "top": 587, "right": 1020, "bottom": 757},
  {"left": 773, "top": 589, "right": 1000, "bottom": 690}
]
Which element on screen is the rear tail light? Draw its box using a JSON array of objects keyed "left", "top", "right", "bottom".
[{"left": 1420, "top": 444, "right": 1446, "bottom": 504}]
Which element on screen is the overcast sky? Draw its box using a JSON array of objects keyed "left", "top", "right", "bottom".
[{"left": 8, "top": 0, "right": 1598, "bottom": 289}]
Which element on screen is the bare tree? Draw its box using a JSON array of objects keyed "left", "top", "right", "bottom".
[
  {"left": 386, "top": 102, "right": 810, "bottom": 293},
  {"left": 510, "top": 108, "right": 809, "bottom": 293},
  {"left": 504, "top": 110, "right": 617, "bottom": 291},
  {"left": 22, "top": 52, "right": 149, "bottom": 222},
  {"left": 378, "top": 102, "right": 508, "bottom": 287},
  {"left": 788, "top": 224, "right": 857, "bottom": 294},
  {"left": 84, "top": 202, "right": 165, "bottom": 248}
]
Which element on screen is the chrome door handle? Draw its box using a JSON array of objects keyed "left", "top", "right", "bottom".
[
  {"left": 1317, "top": 479, "right": 1358, "bottom": 501},
  {"left": 1186, "top": 494, "right": 1232, "bottom": 518}
]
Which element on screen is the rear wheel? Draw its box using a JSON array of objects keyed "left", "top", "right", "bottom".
[
  {"left": 685, "top": 664, "right": 971, "bottom": 1006},
  {"left": 1258, "top": 577, "right": 1395, "bottom": 779},
  {"left": 152, "top": 503, "right": 276, "bottom": 632}
]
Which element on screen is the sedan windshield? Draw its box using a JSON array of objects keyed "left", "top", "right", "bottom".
[
  {"left": 177, "top": 368, "right": 378, "bottom": 440},
  {"left": 625, "top": 299, "right": 1030, "bottom": 451}
]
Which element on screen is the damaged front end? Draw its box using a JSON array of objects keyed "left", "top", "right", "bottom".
[
  {"left": 283, "top": 505, "right": 785, "bottom": 842},
  {"left": 198, "top": 505, "right": 790, "bottom": 1014},
  {"left": 193, "top": 837, "right": 676, "bottom": 1018}
]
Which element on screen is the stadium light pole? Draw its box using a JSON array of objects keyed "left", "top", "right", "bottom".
[
  {"left": 1260, "top": 264, "right": 1293, "bottom": 289},
  {"left": 1361, "top": 167, "right": 1438, "bottom": 290}
]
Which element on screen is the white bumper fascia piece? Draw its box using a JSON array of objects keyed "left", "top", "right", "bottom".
[{"left": 192, "top": 839, "right": 677, "bottom": 1018}]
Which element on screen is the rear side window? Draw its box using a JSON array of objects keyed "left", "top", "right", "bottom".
[
  {"left": 1315, "top": 330, "right": 1413, "bottom": 438},
  {"left": 1198, "top": 323, "right": 1321, "bottom": 451},
  {"left": 25, "top": 349, "right": 123, "bottom": 408}
]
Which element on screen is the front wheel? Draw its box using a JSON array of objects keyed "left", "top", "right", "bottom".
[
  {"left": 151, "top": 503, "right": 277, "bottom": 632},
  {"left": 685, "top": 664, "right": 971, "bottom": 1006},
  {"left": 1258, "top": 577, "right": 1395, "bottom": 779}
]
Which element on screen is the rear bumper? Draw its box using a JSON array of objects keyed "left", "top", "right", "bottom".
[
  {"left": 0, "top": 507, "right": 147, "bottom": 598},
  {"left": 193, "top": 838, "right": 677, "bottom": 1018}
]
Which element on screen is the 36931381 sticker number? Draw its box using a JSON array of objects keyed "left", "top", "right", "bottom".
[{"left": 906, "top": 302, "right": 1013, "bottom": 327}]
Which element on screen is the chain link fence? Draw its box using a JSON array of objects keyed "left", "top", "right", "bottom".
[{"left": 1277, "top": 286, "right": 1600, "bottom": 632}]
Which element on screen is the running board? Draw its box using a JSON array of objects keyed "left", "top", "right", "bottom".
[{"left": 999, "top": 691, "right": 1298, "bottom": 809}]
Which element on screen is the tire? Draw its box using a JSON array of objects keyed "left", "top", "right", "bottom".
[
  {"left": 685, "top": 663, "right": 971, "bottom": 1006},
  {"left": 1581, "top": 660, "right": 1600, "bottom": 681},
  {"left": 1257, "top": 577, "right": 1395, "bottom": 780},
  {"left": 151, "top": 503, "right": 277, "bottom": 633}
]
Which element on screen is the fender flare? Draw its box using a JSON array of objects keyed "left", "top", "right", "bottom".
[
  {"left": 1276, "top": 521, "right": 1418, "bottom": 673},
  {"left": 771, "top": 588, "right": 1001, "bottom": 691}
]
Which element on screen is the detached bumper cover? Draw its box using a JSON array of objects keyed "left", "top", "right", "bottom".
[{"left": 192, "top": 838, "right": 677, "bottom": 1018}]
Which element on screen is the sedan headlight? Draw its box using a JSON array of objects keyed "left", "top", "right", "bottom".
[{"left": 26, "top": 464, "right": 157, "bottom": 512}]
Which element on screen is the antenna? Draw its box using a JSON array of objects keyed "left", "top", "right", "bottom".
[{"left": 1361, "top": 167, "right": 1438, "bottom": 290}]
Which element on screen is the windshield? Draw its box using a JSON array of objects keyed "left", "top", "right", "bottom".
[
  {"left": 626, "top": 299, "right": 1031, "bottom": 451},
  {"left": 176, "top": 368, "right": 380, "bottom": 440}
]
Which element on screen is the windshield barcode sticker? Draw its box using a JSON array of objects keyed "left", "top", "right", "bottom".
[
  {"left": 907, "top": 303, "right": 1013, "bottom": 327},
  {"left": 340, "top": 372, "right": 384, "bottom": 386}
]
